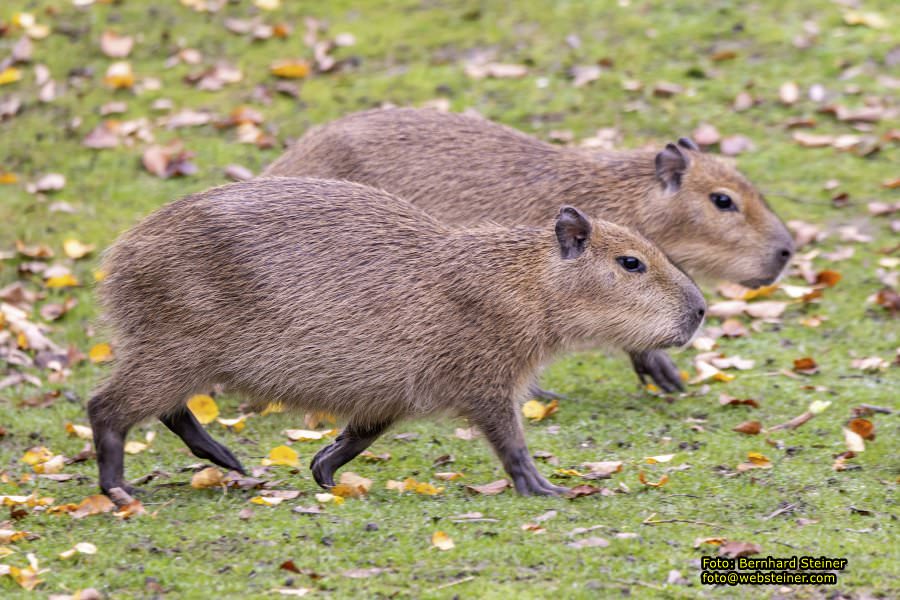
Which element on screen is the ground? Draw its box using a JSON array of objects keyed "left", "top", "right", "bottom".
[{"left": 0, "top": 0, "right": 897, "bottom": 598}]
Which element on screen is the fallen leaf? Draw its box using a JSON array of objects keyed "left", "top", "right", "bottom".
[
  {"left": 104, "top": 61, "right": 135, "bottom": 89},
  {"left": 434, "top": 472, "right": 463, "bottom": 481},
  {"left": 843, "top": 428, "right": 866, "bottom": 452},
  {"left": 566, "top": 485, "right": 610, "bottom": 498},
  {"left": 191, "top": 467, "right": 225, "bottom": 489},
  {"left": 465, "top": 62, "right": 528, "bottom": 79},
  {"left": 270, "top": 59, "right": 311, "bottom": 79},
  {"left": 719, "top": 394, "right": 759, "bottom": 408},
  {"left": 431, "top": 531, "right": 454, "bottom": 551},
  {"left": 187, "top": 394, "right": 219, "bottom": 424},
  {"left": 637, "top": 472, "right": 668, "bottom": 487},
  {"left": 331, "top": 472, "right": 372, "bottom": 498},
  {"left": 779, "top": 81, "right": 800, "bottom": 105},
  {"left": 567, "top": 536, "right": 609, "bottom": 549},
  {"left": 644, "top": 454, "right": 674, "bottom": 464},
  {"left": 464, "top": 479, "right": 509, "bottom": 496},
  {"left": 842, "top": 11, "right": 888, "bottom": 29},
  {"left": 522, "top": 399, "right": 558, "bottom": 422},
  {"left": 580, "top": 461, "right": 622, "bottom": 478},
  {"left": 815, "top": 270, "right": 841, "bottom": 287},
  {"left": 283, "top": 429, "right": 331, "bottom": 442},
  {"left": 0, "top": 67, "right": 23, "bottom": 86},
  {"left": 59, "top": 542, "right": 97, "bottom": 559},
  {"left": 100, "top": 31, "right": 134, "bottom": 58},
  {"left": 793, "top": 357, "right": 819, "bottom": 375},
  {"left": 71, "top": 495, "right": 115, "bottom": 519},
  {"left": 250, "top": 496, "right": 284, "bottom": 506},
  {"left": 733, "top": 421, "right": 762, "bottom": 435},
  {"left": 262, "top": 445, "right": 299, "bottom": 467},
  {"left": 65, "top": 422, "right": 93, "bottom": 440},
  {"left": 719, "top": 541, "right": 762, "bottom": 558}
]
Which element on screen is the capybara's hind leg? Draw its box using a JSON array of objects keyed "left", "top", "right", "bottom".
[
  {"left": 87, "top": 391, "right": 134, "bottom": 495},
  {"left": 160, "top": 407, "right": 245, "bottom": 474},
  {"left": 310, "top": 421, "right": 391, "bottom": 489}
]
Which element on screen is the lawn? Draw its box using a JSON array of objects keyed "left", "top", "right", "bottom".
[{"left": 0, "top": 0, "right": 897, "bottom": 598}]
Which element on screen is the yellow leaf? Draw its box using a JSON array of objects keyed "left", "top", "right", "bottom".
[
  {"left": 315, "top": 492, "right": 344, "bottom": 505},
  {"left": 93, "top": 269, "right": 107, "bottom": 282},
  {"left": 254, "top": 0, "right": 281, "bottom": 9},
  {"left": 0, "top": 172, "right": 18, "bottom": 184},
  {"left": 124, "top": 441, "right": 147, "bottom": 454},
  {"left": 644, "top": 454, "right": 675, "bottom": 464},
  {"left": 843, "top": 11, "right": 888, "bottom": 29},
  {"left": 46, "top": 274, "right": 79, "bottom": 288},
  {"left": 270, "top": 59, "right": 311, "bottom": 79},
  {"left": 0, "top": 546, "right": 14, "bottom": 558},
  {"left": 104, "top": 61, "right": 135, "bottom": 89},
  {"left": 21, "top": 447, "right": 53, "bottom": 466},
  {"left": 742, "top": 283, "right": 779, "bottom": 300},
  {"left": 522, "top": 399, "right": 559, "bottom": 422},
  {"left": 553, "top": 468, "right": 584, "bottom": 478},
  {"left": 747, "top": 452, "right": 771, "bottom": 466},
  {"left": 65, "top": 422, "right": 93, "bottom": 439},
  {"left": 250, "top": 496, "right": 284, "bottom": 506},
  {"left": 63, "top": 239, "right": 95, "bottom": 259},
  {"left": 89, "top": 343, "right": 113, "bottom": 363},
  {"left": 404, "top": 477, "right": 443, "bottom": 495},
  {"left": 262, "top": 445, "right": 299, "bottom": 467},
  {"left": 638, "top": 471, "right": 669, "bottom": 487},
  {"left": 187, "top": 394, "right": 219, "bottom": 424},
  {"left": 0, "top": 530, "right": 29, "bottom": 544},
  {"left": 33, "top": 454, "right": 65, "bottom": 474},
  {"left": 332, "top": 472, "right": 372, "bottom": 497},
  {"left": 434, "top": 472, "right": 464, "bottom": 481},
  {"left": 191, "top": 467, "right": 225, "bottom": 489},
  {"left": 431, "top": 531, "right": 454, "bottom": 551},
  {"left": 0, "top": 67, "right": 22, "bottom": 86}
]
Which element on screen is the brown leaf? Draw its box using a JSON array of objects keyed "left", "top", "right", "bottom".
[
  {"left": 224, "top": 164, "right": 254, "bottom": 182},
  {"left": 142, "top": 141, "right": 197, "bottom": 179},
  {"left": 719, "top": 541, "right": 761, "bottom": 558},
  {"left": 793, "top": 357, "right": 819, "bottom": 375},
  {"left": 733, "top": 421, "right": 762, "bottom": 435},
  {"left": 692, "top": 123, "right": 720, "bottom": 147},
  {"left": 464, "top": 479, "right": 509, "bottom": 496},
  {"left": 815, "top": 270, "right": 841, "bottom": 287},
  {"left": 566, "top": 485, "right": 610, "bottom": 498},
  {"left": 719, "top": 394, "right": 759, "bottom": 408},
  {"left": 637, "top": 472, "right": 668, "bottom": 487},
  {"left": 652, "top": 81, "right": 683, "bottom": 97},
  {"left": 847, "top": 418, "right": 875, "bottom": 440}
]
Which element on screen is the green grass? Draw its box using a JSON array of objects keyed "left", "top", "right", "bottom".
[{"left": 1, "top": 0, "right": 897, "bottom": 598}]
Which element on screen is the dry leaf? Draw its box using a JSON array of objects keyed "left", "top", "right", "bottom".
[
  {"left": 733, "top": 421, "right": 762, "bottom": 435},
  {"left": 779, "top": 81, "right": 800, "bottom": 105},
  {"left": 464, "top": 479, "right": 509, "bottom": 496},
  {"left": 71, "top": 495, "right": 115, "bottom": 519},
  {"left": 580, "top": 461, "right": 622, "bottom": 478},
  {"left": 719, "top": 541, "right": 762, "bottom": 558},
  {"left": 431, "top": 531, "right": 454, "bottom": 551},
  {"left": 271, "top": 59, "right": 311, "bottom": 79},
  {"left": 100, "top": 31, "right": 134, "bottom": 58},
  {"left": 104, "top": 61, "right": 135, "bottom": 89},
  {"left": 843, "top": 428, "right": 866, "bottom": 453},
  {"left": 637, "top": 472, "right": 668, "bottom": 487},
  {"left": 191, "top": 467, "right": 225, "bottom": 489},
  {"left": 793, "top": 357, "right": 819, "bottom": 375}
]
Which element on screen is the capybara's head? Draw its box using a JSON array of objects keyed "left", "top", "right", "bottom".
[
  {"left": 649, "top": 138, "right": 794, "bottom": 289},
  {"left": 548, "top": 206, "right": 706, "bottom": 352}
]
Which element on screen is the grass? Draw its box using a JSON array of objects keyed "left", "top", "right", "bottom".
[{"left": 1, "top": 0, "right": 897, "bottom": 598}]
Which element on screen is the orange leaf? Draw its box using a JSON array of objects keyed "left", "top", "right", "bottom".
[{"left": 637, "top": 471, "right": 669, "bottom": 487}]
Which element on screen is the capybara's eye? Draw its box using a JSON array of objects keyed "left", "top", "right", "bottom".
[
  {"left": 616, "top": 256, "right": 646, "bottom": 273},
  {"left": 710, "top": 192, "right": 736, "bottom": 211}
]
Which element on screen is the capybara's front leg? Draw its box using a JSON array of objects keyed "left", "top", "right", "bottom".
[
  {"left": 310, "top": 421, "right": 391, "bottom": 489},
  {"left": 470, "top": 401, "right": 568, "bottom": 496},
  {"left": 160, "top": 406, "right": 246, "bottom": 474}
]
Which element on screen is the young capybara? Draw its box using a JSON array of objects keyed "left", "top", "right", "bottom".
[
  {"left": 263, "top": 108, "right": 794, "bottom": 392},
  {"left": 89, "top": 177, "right": 706, "bottom": 497}
]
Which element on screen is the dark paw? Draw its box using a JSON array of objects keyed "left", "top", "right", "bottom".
[
  {"left": 630, "top": 350, "right": 684, "bottom": 393},
  {"left": 310, "top": 446, "right": 336, "bottom": 489}
]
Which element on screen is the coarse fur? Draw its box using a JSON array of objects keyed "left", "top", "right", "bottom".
[
  {"left": 89, "top": 177, "right": 705, "bottom": 497},
  {"left": 263, "top": 108, "right": 794, "bottom": 393},
  {"left": 263, "top": 108, "right": 794, "bottom": 289}
]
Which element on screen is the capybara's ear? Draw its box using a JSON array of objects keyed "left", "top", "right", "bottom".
[
  {"left": 555, "top": 205, "right": 592, "bottom": 260},
  {"left": 655, "top": 143, "right": 690, "bottom": 193},
  {"left": 677, "top": 137, "right": 700, "bottom": 152}
]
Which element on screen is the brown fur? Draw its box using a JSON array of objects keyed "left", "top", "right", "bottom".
[
  {"left": 264, "top": 108, "right": 794, "bottom": 288},
  {"left": 89, "top": 177, "right": 704, "bottom": 496}
]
